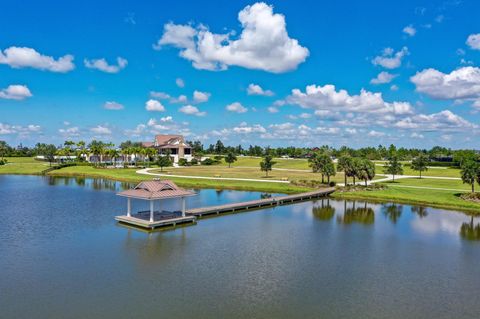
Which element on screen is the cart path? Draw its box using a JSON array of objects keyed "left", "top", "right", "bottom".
[{"left": 136, "top": 168, "right": 290, "bottom": 183}]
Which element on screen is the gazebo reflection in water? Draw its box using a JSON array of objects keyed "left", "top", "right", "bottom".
[{"left": 115, "top": 179, "right": 197, "bottom": 229}]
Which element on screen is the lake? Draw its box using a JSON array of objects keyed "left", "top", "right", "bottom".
[{"left": 1, "top": 175, "right": 479, "bottom": 319}]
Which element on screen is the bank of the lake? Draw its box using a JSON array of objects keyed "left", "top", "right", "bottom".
[{"left": 2, "top": 157, "right": 480, "bottom": 212}]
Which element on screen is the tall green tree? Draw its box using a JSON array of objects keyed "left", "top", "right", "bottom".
[
  {"left": 88, "top": 140, "right": 105, "bottom": 166},
  {"left": 384, "top": 156, "right": 403, "bottom": 182},
  {"left": 461, "top": 160, "right": 479, "bottom": 193},
  {"left": 411, "top": 154, "right": 429, "bottom": 178},
  {"left": 322, "top": 161, "right": 336, "bottom": 184},
  {"left": 156, "top": 155, "right": 172, "bottom": 171},
  {"left": 356, "top": 158, "right": 376, "bottom": 186},
  {"left": 0, "top": 140, "right": 9, "bottom": 160},
  {"left": 309, "top": 153, "right": 332, "bottom": 183},
  {"left": 337, "top": 155, "right": 353, "bottom": 186},
  {"left": 260, "top": 155, "right": 276, "bottom": 177},
  {"left": 43, "top": 144, "right": 57, "bottom": 166},
  {"left": 225, "top": 152, "right": 237, "bottom": 168}
]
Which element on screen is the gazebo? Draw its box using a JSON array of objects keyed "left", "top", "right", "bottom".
[{"left": 115, "top": 179, "right": 197, "bottom": 229}]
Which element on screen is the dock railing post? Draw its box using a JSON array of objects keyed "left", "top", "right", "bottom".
[
  {"left": 127, "top": 198, "right": 131, "bottom": 217},
  {"left": 182, "top": 197, "right": 186, "bottom": 217},
  {"left": 150, "top": 200, "right": 154, "bottom": 222}
]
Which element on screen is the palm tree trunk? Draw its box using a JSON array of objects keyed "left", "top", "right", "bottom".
[
  {"left": 472, "top": 182, "right": 475, "bottom": 193},
  {"left": 344, "top": 174, "right": 347, "bottom": 186},
  {"left": 365, "top": 180, "right": 367, "bottom": 186},
  {"left": 420, "top": 171, "right": 422, "bottom": 179},
  {"left": 322, "top": 174, "right": 324, "bottom": 183}
]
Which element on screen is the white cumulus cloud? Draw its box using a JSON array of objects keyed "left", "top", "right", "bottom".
[
  {"left": 410, "top": 66, "right": 480, "bottom": 101},
  {"left": 155, "top": 2, "right": 309, "bottom": 73},
  {"left": 0, "top": 46, "right": 74, "bottom": 72},
  {"left": 395, "top": 110, "right": 477, "bottom": 131},
  {"left": 90, "top": 125, "right": 112, "bottom": 135},
  {"left": 247, "top": 83, "right": 274, "bottom": 96},
  {"left": 0, "top": 85, "right": 32, "bottom": 100},
  {"left": 226, "top": 102, "right": 248, "bottom": 113},
  {"left": 370, "top": 71, "right": 397, "bottom": 84},
  {"left": 372, "top": 47, "right": 409, "bottom": 69},
  {"left": 285, "top": 84, "right": 414, "bottom": 115},
  {"left": 179, "top": 104, "right": 206, "bottom": 116},
  {"left": 403, "top": 25, "right": 417, "bottom": 37},
  {"left": 466, "top": 33, "right": 480, "bottom": 50},
  {"left": 84, "top": 57, "right": 127, "bottom": 73},
  {"left": 145, "top": 99, "right": 166, "bottom": 112},
  {"left": 193, "top": 90, "right": 210, "bottom": 103}
]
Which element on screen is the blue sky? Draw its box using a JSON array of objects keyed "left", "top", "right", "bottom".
[{"left": 0, "top": 0, "right": 479, "bottom": 148}]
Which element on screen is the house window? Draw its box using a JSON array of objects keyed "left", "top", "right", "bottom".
[{"left": 184, "top": 148, "right": 191, "bottom": 155}]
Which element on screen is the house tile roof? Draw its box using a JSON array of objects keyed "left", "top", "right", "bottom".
[{"left": 117, "top": 180, "right": 196, "bottom": 200}]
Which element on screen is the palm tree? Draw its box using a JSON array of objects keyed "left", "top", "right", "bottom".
[
  {"left": 461, "top": 160, "right": 479, "bottom": 193},
  {"left": 109, "top": 149, "right": 119, "bottom": 166},
  {"left": 322, "top": 161, "right": 336, "bottom": 184},
  {"left": 225, "top": 152, "right": 237, "bottom": 168},
  {"left": 384, "top": 155, "right": 403, "bottom": 182},
  {"left": 260, "top": 155, "right": 276, "bottom": 177},
  {"left": 76, "top": 141, "right": 86, "bottom": 161},
  {"left": 411, "top": 154, "right": 429, "bottom": 178},
  {"left": 145, "top": 148, "right": 158, "bottom": 167},
  {"left": 357, "top": 158, "right": 376, "bottom": 186},
  {"left": 337, "top": 155, "right": 353, "bottom": 186},
  {"left": 88, "top": 140, "right": 105, "bottom": 166}
]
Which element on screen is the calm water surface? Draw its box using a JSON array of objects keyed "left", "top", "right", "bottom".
[{"left": 1, "top": 175, "right": 480, "bottom": 319}]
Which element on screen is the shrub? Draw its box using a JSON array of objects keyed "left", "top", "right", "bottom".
[
  {"left": 190, "top": 158, "right": 198, "bottom": 165},
  {"left": 329, "top": 181, "right": 336, "bottom": 187},
  {"left": 0, "top": 159, "right": 7, "bottom": 165},
  {"left": 178, "top": 158, "right": 188, "bottom": 166},
  {"left": 202, "top": 158, "right": 215, "bottom": 166}
]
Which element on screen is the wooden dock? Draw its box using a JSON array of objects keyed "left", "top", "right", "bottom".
[
  {"left": 186, "top": 187, "right": 335, "bottom": 217},
  {"left": 115, "top": 188, "right": 334, "bottom": 230},
  {"left": 115, "top": 211, "right": 196, "bottom": 229}
]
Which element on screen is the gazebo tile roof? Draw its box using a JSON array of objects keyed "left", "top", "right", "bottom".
[{"left": 117, "top": 180, "right": 196, "bottom": 200}]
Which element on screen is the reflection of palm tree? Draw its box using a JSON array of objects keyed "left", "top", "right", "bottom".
[
  {"left": 411, "top": 206, "right": 428, "bottom": 218},
  {"left": 460, "top": 216, "right": 480, "bottom": 241},
  {"left": 382, "top": 204, "right": 403, "bottom": 224},
  {"left": 338, "top": 201, "right": 375, "bottom": 225},
  {"left": 312, "top": 199, "right": 335, "bottom": 221}
]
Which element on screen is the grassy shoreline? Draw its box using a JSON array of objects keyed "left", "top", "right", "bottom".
[{"left": 2, "top": 157, "right": 480, "bottom": 213}]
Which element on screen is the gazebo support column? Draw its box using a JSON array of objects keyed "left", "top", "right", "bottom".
[
  {"left": 182, "top": 197, "right": 186, "bottom": 217},
  {"left": 150, "top": 200, "right": 154, "bottom": 222},
  {"left": 127, "top": 198, "right": 131, "bottom": 217}
]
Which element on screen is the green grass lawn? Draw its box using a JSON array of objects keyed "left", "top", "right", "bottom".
[
  {"left": 152, "top": 165, "right": 349, "bottom": 183},
  {"left": 0, "top": 157, "right": 50, "bottom": 175},
  {"left": 379, "top": 177, "right": 471, "bottom": 191},
  {"left": 222, "top": 156, "right": 462, "bottom": 178},
  {"left": 376, "top": 164, "right": 461, "bottom": 178},
  {"left": 217, "top": 156, "right": 311, "bottom": 170},
  {"left": 335, "top": 177, "right": 480, "bottom": 213},
  {"left": 46, "top": 165, "right": 312, "bottom": 194}
]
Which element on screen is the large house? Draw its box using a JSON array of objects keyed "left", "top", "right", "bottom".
[{"left": 143, "top": 134, "right": 192, "bottom": 163}]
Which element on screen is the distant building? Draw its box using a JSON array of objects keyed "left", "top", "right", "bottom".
[{"left": 143, "top": 134, "right": 192, "bottom": 163}]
